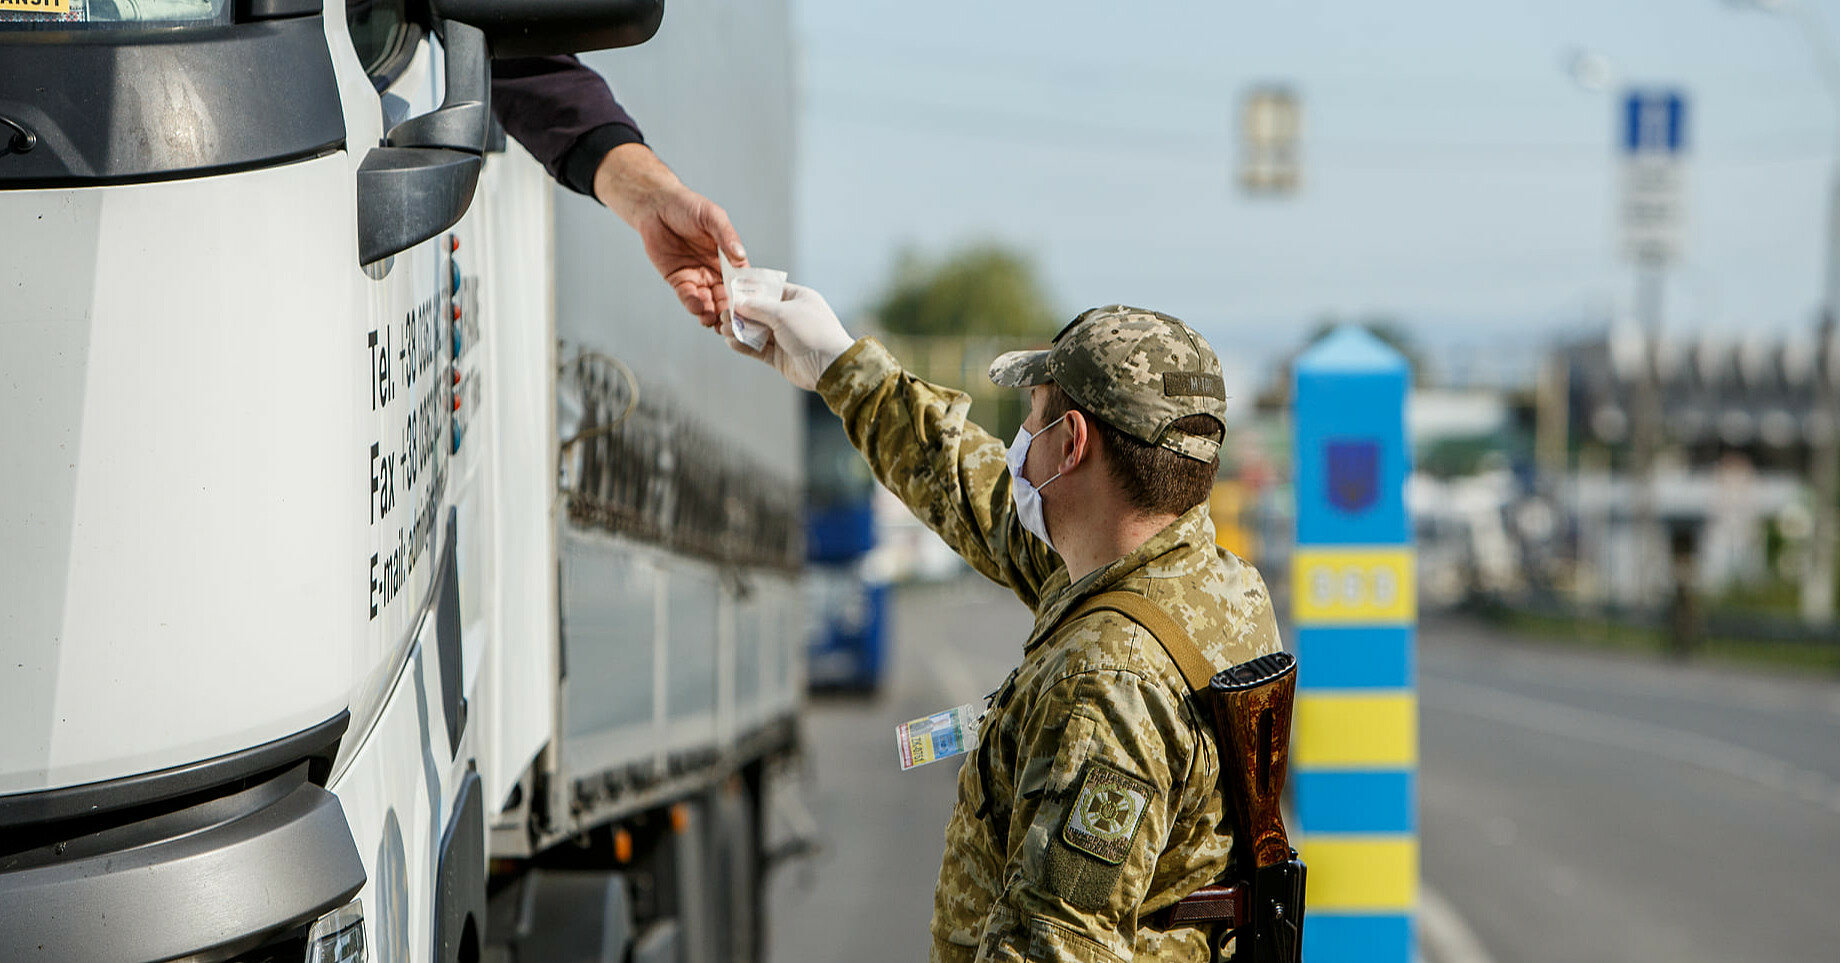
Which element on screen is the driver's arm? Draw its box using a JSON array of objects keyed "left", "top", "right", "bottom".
[{"left": 489, "top": 55, "right": 643, "bottom": 196}]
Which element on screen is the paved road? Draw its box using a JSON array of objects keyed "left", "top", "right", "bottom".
[
  {"left": 766, "top": 578, "right": 1028, "bottom": 962},
  {"left": 767, "top": 579, "right": 1840, "bottom": 961},
  {"left": 1421, "top": 616, "right": 1840, "bottom": 963}
]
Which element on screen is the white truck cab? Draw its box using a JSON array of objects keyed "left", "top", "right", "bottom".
[{"left": 1, "top": 2, "right": 804, "bottom": 960}]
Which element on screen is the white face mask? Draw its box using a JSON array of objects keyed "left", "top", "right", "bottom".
[{"left": 1007, "top": 414, "right": 1066, "bottom": 549}]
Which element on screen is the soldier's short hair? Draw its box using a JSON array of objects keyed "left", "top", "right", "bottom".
[{"left": 1043, "top": 383, "right": 1222, "bottom": 516}]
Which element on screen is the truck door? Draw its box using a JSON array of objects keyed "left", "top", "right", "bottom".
[
  {"left": 0, "top": 0, "right": 370, "bottom": 793},
  {"left": 337, "top": 2, "right": 466, "bottom": 709}
]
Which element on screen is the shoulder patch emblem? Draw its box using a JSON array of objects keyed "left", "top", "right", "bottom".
[{"left": 1061, "top": 763, "right": 1152, "bottom": 864}]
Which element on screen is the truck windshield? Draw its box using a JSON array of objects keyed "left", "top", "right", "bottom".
[{"left": 0, "top": 0, "right": 229, "bottom": 28}]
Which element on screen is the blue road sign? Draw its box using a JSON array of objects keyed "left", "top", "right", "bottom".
[{"left": 1624, "top": 90, "right": 1687, "bottom": 156}]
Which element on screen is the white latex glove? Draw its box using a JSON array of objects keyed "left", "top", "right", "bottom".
[{"left": 723, "top": 282, "right": 857, "bottom": 391}]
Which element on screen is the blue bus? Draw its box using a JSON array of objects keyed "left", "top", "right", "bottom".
[{"left": 804, "top": 393, "right": 890, "bottom": 691}]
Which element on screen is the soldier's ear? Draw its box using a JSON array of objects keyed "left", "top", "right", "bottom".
[{"left": 1060, "top": 410, "right": 1095, "bottom": 474}]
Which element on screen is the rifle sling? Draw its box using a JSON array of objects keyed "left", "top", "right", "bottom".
[
  {"left": 975, "top": 593, "right": 1200, "bottom": 856},
  {"left": 1066, "top": 591, "right": 1216, "bottom": 693},
  {"left": 1062, "top": 591, "right": 1247, "bottom": 933}
]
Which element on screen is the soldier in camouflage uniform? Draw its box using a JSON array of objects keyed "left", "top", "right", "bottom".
[{"left": 727, "top": 288, "right": 1284, "bottom": 963}]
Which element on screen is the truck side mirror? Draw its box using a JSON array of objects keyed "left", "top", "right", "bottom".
[
  {"left": 435, "top": 0, "right": 665, "bottom": 58},
  {"left": 357, "top": 2, "right": 665, "bottom": 266},
  {"left": 356, "top": 144, "right": 481, "bottom": 266},
  {"left": 358, "top": 20, "right": 490, "bottom": 266}
]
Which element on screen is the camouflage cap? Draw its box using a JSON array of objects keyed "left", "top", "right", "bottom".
[{"left": 988, "top": 305, "right": 1226, "bottom": 462}]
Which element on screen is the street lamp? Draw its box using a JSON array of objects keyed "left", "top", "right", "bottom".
[
  {"left": 1565, "top": 48, "right": 1616, "bottom": 93},
  {"left": 1725, "top": 0, "right": 1840, "bottom": 623}
]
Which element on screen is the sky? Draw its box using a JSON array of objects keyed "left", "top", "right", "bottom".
[{"left": 790, "top": 0, "right": 1836, "bottom": 394}]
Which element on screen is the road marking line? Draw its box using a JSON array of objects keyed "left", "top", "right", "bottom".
[
  {"left": 1420, "top": 884, "right": 1498, "bottom": 963},
  {"left": 1428, "top": 680, "right": 1840, "bottom": 815}
]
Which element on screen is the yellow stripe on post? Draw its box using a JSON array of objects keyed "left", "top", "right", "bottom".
[
  {"left": 1295, "top": 835, "right": 1419, "bottom": 911},
  {"left": 1293, "top": 692, "right": 1418, "bottom": 768},
  {"left": 1292, "top": 547, "right": 1416, "bottom": 624}
]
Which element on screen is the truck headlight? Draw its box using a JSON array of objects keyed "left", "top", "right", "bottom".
[{"left": 305, "top": 899, "right": 366, "bottom": 963}]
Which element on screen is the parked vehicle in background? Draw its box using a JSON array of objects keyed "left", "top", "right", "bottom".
[{"left": 803, "top": 394, "right": 892, "bottom": 692}]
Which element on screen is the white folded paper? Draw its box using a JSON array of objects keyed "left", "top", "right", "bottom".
[{"left": 720, "top": 252, "right": 787, "bottom": 351}]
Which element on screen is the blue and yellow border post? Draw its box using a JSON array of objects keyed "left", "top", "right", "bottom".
[{"left": 1290, "top": 328, "right": 1416, "bottom": 962}]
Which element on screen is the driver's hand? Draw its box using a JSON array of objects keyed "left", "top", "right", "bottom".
[{"left": 593, "top": 142, "right": 747, "bottom": 328}]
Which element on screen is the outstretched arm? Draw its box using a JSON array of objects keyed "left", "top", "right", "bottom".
[
  {"left": 490, "top": 56, "right": 747, "bottom": 327},
  {"left": 591, "top": 143, "right": 747, "bottom": 327},
  {"left": 490, "top": 55, "right": 643, "bottom": 190},
  {"left": 730, "top": 285, "right": 1063, "bottom": 605}
]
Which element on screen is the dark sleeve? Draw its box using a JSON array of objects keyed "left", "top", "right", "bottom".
[{"left": 489, "top": 55, "right": 646, "bottom": 196}]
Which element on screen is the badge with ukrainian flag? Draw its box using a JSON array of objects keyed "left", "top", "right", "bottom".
[{"left": 1062, "top": 763, "right": 1151, "bottom": 864}]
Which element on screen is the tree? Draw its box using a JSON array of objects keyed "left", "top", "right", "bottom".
[
  {"left": 873, "top": 243, "right": 1058, "bottom": 338},
  {"left": 870, "top": 243, "right": 1059, "bottom": 441}
]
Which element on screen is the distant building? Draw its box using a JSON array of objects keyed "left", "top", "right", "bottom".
[
  {"left": 1543, "top": 328, "right": 1829, "bottom": 606},
  {"left": 1558, "top": 327, "right": 1834, "bottom": 473}
]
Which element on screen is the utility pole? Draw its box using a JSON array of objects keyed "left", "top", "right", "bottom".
[
  {"left": 1534, "top": 351, "right": 1570, "bottom": 479},
  {"left": 1631, "top": 263, "right": 1666, "bottom": 609},
  {"left": 1804, "top": 80, "right": 1840, "bottom": 624},
  {"left": 1809, "top": 310, "right": 1836, "bottom": 624},
  {"left": 1727, "top": 0, "right": 1840, "bottom": 625}
]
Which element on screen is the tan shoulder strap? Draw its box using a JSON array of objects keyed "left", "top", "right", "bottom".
[{"left": 1066, "top": 591, "right": 1216, "bottom": 692}]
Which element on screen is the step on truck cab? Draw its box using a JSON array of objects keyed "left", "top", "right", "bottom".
[{"left": 0, "top": 0, "right": 805, "bottom": 960}]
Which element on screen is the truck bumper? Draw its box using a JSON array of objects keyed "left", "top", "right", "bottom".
[{"left": 0, "top": 719, "right": 365, "bottom": 963}]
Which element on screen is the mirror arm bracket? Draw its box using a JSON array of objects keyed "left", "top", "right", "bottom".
[{"left": 386, "top": 20, "right": 489, "bottom": 154}]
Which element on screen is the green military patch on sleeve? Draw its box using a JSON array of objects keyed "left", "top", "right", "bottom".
[{"left": 1061, "top": 763, "right": 1152, "bottom": 865}]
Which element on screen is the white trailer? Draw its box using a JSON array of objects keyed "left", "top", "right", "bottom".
[{"left": 0, "top": 1, "right": 804, "bottom": 961}]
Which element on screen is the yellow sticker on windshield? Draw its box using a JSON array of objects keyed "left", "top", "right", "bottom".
[{"left": 0, "top": 0, "right": 72, "bottom": 12}]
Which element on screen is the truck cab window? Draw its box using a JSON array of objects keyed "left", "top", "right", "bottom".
[{"left": 346, "top": 0, "right": 420, "bottom": 89}]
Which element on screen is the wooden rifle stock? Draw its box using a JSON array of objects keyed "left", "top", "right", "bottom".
[{"left": 1200, "top": 651, "right": 1305, "bottom": 963}]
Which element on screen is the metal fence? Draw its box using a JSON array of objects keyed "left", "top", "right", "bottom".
[{"left": 558, "top": 347, "right": 803, "bottom": 572}]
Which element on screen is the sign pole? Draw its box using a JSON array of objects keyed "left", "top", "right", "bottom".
[
  {"left": 1290, "top": 327, "right": 1416, "bottom": 963},
  {"left": 1620, "top": 88, "right": 1686, "bottom": 611}
]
